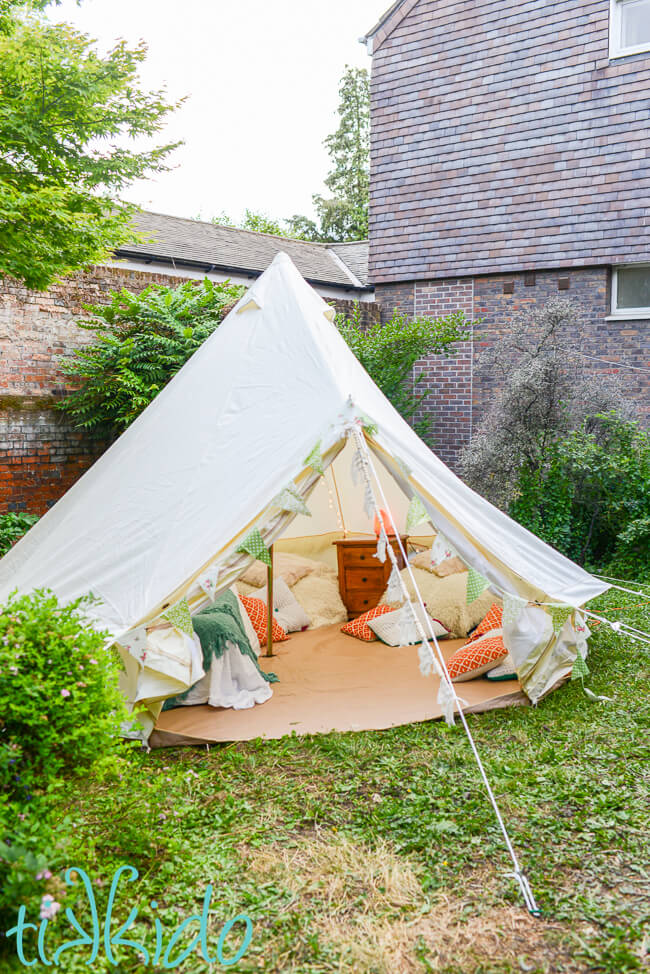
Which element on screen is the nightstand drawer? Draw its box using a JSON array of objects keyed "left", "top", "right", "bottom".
[
  {"left": 340, "top": 547, "right": 380, "bottom": 568},
  {"left": 346, "top": 591, "right": 383, "bottom": 614},
  {"left": 346, "top": 567, "right": 385, "bottom": 589}
]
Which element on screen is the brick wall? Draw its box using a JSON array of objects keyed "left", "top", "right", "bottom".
[
  {"left": 376, "top": 267, "right": 650, "bottom": 468},
  {"left": 1, "top": 266, "right": 379, "bottom": 514},
  {"left": 369, "top": 0, "right": 650, "bottom": 282}
]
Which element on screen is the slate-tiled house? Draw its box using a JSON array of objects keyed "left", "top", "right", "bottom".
[{"left": 363, "top": 0, "right": 650, "bottom": 466}]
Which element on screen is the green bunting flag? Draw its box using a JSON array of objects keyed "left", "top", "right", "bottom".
[
  {"left": 466, "top": 567, "right": 490, "bottom": 605},
  {"left": 406, "top": 494, "right": 429, "bottom": 534},
  {"left": 272, "top": 483, "right": 311, "bottom": 517},
  {"left": 549, "top": 604, "right": 573, "bottom": 635},
  {"left": 304, "top": 441, "right": 325, "bottom": 476},
  {"left": 571, "top": 652, "right": 590, "bottom": 681},
  {"left": 163, "top": 599, "right": 194, "bottom": 639},
  {"left": 360, "top": 414, "right": 378, "bottom": 437},
  {"left": 502, "top": 592, "right": 528, "bottom": 629},
  {"left": 237, "top": 527, "right": 272, "bottom": 567}
]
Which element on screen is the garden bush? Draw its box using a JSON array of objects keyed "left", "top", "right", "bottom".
[
  {"left": 509, "top": 413, "right": 650, "bottom": 575},
  {"left": 0, "top": 589, "right": 125, "bottom": 933},
  {"left": 0, "top": 512, "right": 39, "bottom": 558}
]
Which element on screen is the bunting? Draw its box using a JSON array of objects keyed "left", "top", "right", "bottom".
[
  {"left": 375, "top": 526, "right": 388, "bottom": 564},
  {"left": 502, "top": 592, "right": 528, "bottom": 629},
  {"left": 304, "top": 440, "right": 325, "bottom": 476},
  {"left": 116, "top": 625, "right": 148, "bottom": 662},
  {"left": 548, "top": 604, "right": 573, "bottom": 635},
  {"left": 430, "top": 532, "right": 458, "bottom": 567},
  {"left": 236, "top": 528, "right": 272, "bottom": 567},
  {"left": 571, "top": 652, "right": 590, "bottom": 681},
  {"left": 466, "top": 567, "right": 490, "bottom": 604},
  {"left": 406, "top": 494, "right": 429, "bottom": 534},
  {"left": 272, "top": 483, "right": 311, "bottom": 517},
  {"left": 198, "top": 563, "right": 220, "bottom": 600},
  {"left": 384, "top": 562, "right": 404, "bottom": 605},
  {"left": 163, "top": 599, "right": 194, "bottom": 639},
  {"left": 437, "top": 677, "right": 456, "bottom": 726}
]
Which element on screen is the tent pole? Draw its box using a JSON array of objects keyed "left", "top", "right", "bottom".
[{"left": 266, "top": 544, "right": 274, "bottom": 657}]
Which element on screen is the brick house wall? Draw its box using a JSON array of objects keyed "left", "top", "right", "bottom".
[
  {"left": 369, "top": 0, "right": 650, "bottom": 282},
  {"left": 377, "top": 268, "right": 650, "bottom": 468},
  {"left": 1, "top": 267, "right": 380, "bottom": 514}
]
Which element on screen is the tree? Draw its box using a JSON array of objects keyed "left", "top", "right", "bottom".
[
  {"left": 459, "top": 299, "right": 635, "bottom": 510},
  {"left": 58, "top": 279, "right": 244, "bottom": 436},
  {"left": 337, "top": 305, "right": 472, "bottom": 440},
  {"left": 0, "top": 6, "right": 179, "bottom": 290},
  {"left": 289, "top": 66, "right": 370, "bottom": 243},
  {"left": 210, "top": 209, "right": 303, "bottom": 239}
]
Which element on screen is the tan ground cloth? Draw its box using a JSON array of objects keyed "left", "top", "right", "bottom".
[{"left": 150, "top": 624, "right": 527, "bottom": 747}]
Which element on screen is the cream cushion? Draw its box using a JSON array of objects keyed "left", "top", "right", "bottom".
[
  {"left": 410, "top": 550, "right": 467, "bottom": 577},
  {"left": 252, "top": 577, "right": 311, "bottom": 633},
  {"left": 368, "top": 602, "right": 449, "bottom": 645},
  {"left": 382, "top": 568, "right": 496, "bottom": 638}
]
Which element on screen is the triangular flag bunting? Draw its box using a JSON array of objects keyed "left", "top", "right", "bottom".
[
  {"left": 163, "top": 599, "right": 194, "bottom": 639},
  {"left": 359, "top": 414, "right": 378, "bottom": 436},
  {"left": 236, "top": 528, "right": 272, "bottom": 567},
  {"left": 466, "top": 567, "right": 490, "bottom": 604},
  {"left": 198, "top": 563, "right": 220, "bottom": 600},
  {"left": 430, "top": 533, "right": 458, "bottom": 567},
  {"left": 502, "top": 592, "right": 528, "bottom": 628},
  {"left": 406, "top": 494, "right": 429, "bottom": 533},
  {"left": 272, "top": 483, "right": 311, "bottom": 517},
  {"left": 116, "top": 625, "right": 148, "bottom": 662},
  {"left": 571, "top": 652, "right": 589, "bottom": 681},
  {"left": 549, "top": 604, "right": 573, "bottom": 635},
  {"left": 304, "top": 440, "right": 325, "bottom": 476},
  {"left": 384, "top": 562, "right": 404, "bottom": 604}
]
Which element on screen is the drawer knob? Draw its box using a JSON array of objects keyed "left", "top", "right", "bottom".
[
  {"left": 362, "top": 576, "right": 367, "bottom": 583},
  {"left": 363, "top": 599, "right": 369, "bottom": 605},
  {"left": 360, "top": 555, "right": 365, "bottom": 560}
]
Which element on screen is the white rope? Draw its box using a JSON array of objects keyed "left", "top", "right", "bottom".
[{"left": 350, "top": 427, "right": 541, "bottom": 917}]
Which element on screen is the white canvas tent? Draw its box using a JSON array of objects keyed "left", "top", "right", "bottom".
[{"left": 0, "top": 252, "right": 609, "bottom": 736}]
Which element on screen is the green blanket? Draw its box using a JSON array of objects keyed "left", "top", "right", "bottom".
[{"left": 162, "top": 590, "right": 278, "bottom": 711}]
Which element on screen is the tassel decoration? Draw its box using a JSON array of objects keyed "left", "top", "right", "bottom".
[
  {"left": 437, "top": 677, "right": 456, "bottom": 727},
  {"left": 376, "top": 527, "right": 388, "bottom": 564},
  {"left": 384, "top": 562, "right": 404, "bottom": 605}
]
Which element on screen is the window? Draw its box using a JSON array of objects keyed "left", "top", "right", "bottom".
[
  {"left": 610, "top": 0, "right": 650, "bottom": 58},
  {"left": 611, "top": 265, "right": 650, "bottom": 317}
]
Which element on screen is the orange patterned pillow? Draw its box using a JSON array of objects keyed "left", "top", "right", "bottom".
[
  {"left": 447, "top": 634, "right": 507, "bottom": 682},
  {"left": 341, "top": 604, "right": 395, "bottom": 641},
  {"left": 468, "top": 602, "right": 503, "bottom": 643},
  {"left": 240, "top": 596, "right": 289, "bottom": 647}
]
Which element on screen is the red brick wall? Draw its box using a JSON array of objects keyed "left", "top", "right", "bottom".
[
  {"left": 369, "top": 0, "right": 650, "bottom": 282},
  {"left": 376, "top": 266, "right": 650, "bottom": 468},
  {"left": 1, "top": 268, "right": 379, "bottom": 514}
]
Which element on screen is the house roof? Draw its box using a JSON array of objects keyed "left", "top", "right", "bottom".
[
  {"left": 361, "top": 0, "right": 420, "bottom": 51},
  {"left": 116, "top": 210, "right": 370, "bottom": 290}
]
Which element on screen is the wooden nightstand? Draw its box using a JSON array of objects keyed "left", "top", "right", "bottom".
[{"left": 334, "top": 536, "right": 407, "bottom": 619}]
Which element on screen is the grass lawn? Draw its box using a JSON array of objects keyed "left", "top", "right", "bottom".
[{"left": 7, "top": 589, "right": 649, "bottom": 973}]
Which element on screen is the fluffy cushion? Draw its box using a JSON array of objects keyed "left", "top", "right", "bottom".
[
  {"left": 468, "top": 602, "right": 503, "bottom": 643},
  {"left": 240, "top": 595, "right": 290, "bottom": 647},
  {"left": 341, "top": 604, "right": 394, "bottom": 641},
  {"left": 291, "top": 567, "right": 347, "bottom": 629},
  {"left": 410, "top": 550, "right": 466, "bottom": 578},
  {"left": 384, "top": 568, "right": 496, "bottom": 638},
  {"left": 252, "top": 577, "right": 311, "bottom": 633},
  {"left": 240, "top": 552, "right": 317, "bottom": 589},
  {"left": 447, "top": 632, "right": 507, "bottom": 682},
  {"left": 368, "top": 603, "right": 450, "bottom": 646}
]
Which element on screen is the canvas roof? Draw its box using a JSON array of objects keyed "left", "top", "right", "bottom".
[{"left": 0, "top": 252, "right": 607, "bottom": 645}]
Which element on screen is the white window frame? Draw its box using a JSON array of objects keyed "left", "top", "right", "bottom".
[
  {"left": 609, "top": 264, "right": 650, "bottom": 319},
  {"left": 610, "top": 0, "right": 650, "bottom": 59}
]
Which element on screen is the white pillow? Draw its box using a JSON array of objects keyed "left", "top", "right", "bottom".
[
  {"left": 229, "top": 584, "right": 261, "bottom": 655},
  {"left": 252, "top": 577, "right": 311, "bottom": 633},
  {"left": 368, "top": 602, "right": 449, "bottom": 646}
]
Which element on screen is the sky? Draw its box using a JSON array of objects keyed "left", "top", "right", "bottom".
[{"left": 54, "top": 0, "right": 387, "bottom": 225}]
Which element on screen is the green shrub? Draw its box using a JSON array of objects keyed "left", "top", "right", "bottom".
[
  {"left": 0, "top": 512, "right": 39, "bottom": 558},
  {"left": 0, "top": 589, "right": 124, "bottom": 787},
  {"left": 509, "top": 413, "right": 650, "bottom": 574},
  {"left": 0, "top": 589, "right": 124, "bottom": 934},
  {"left": 57, "top": 277, "right": 244, "bottom": 437}
]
